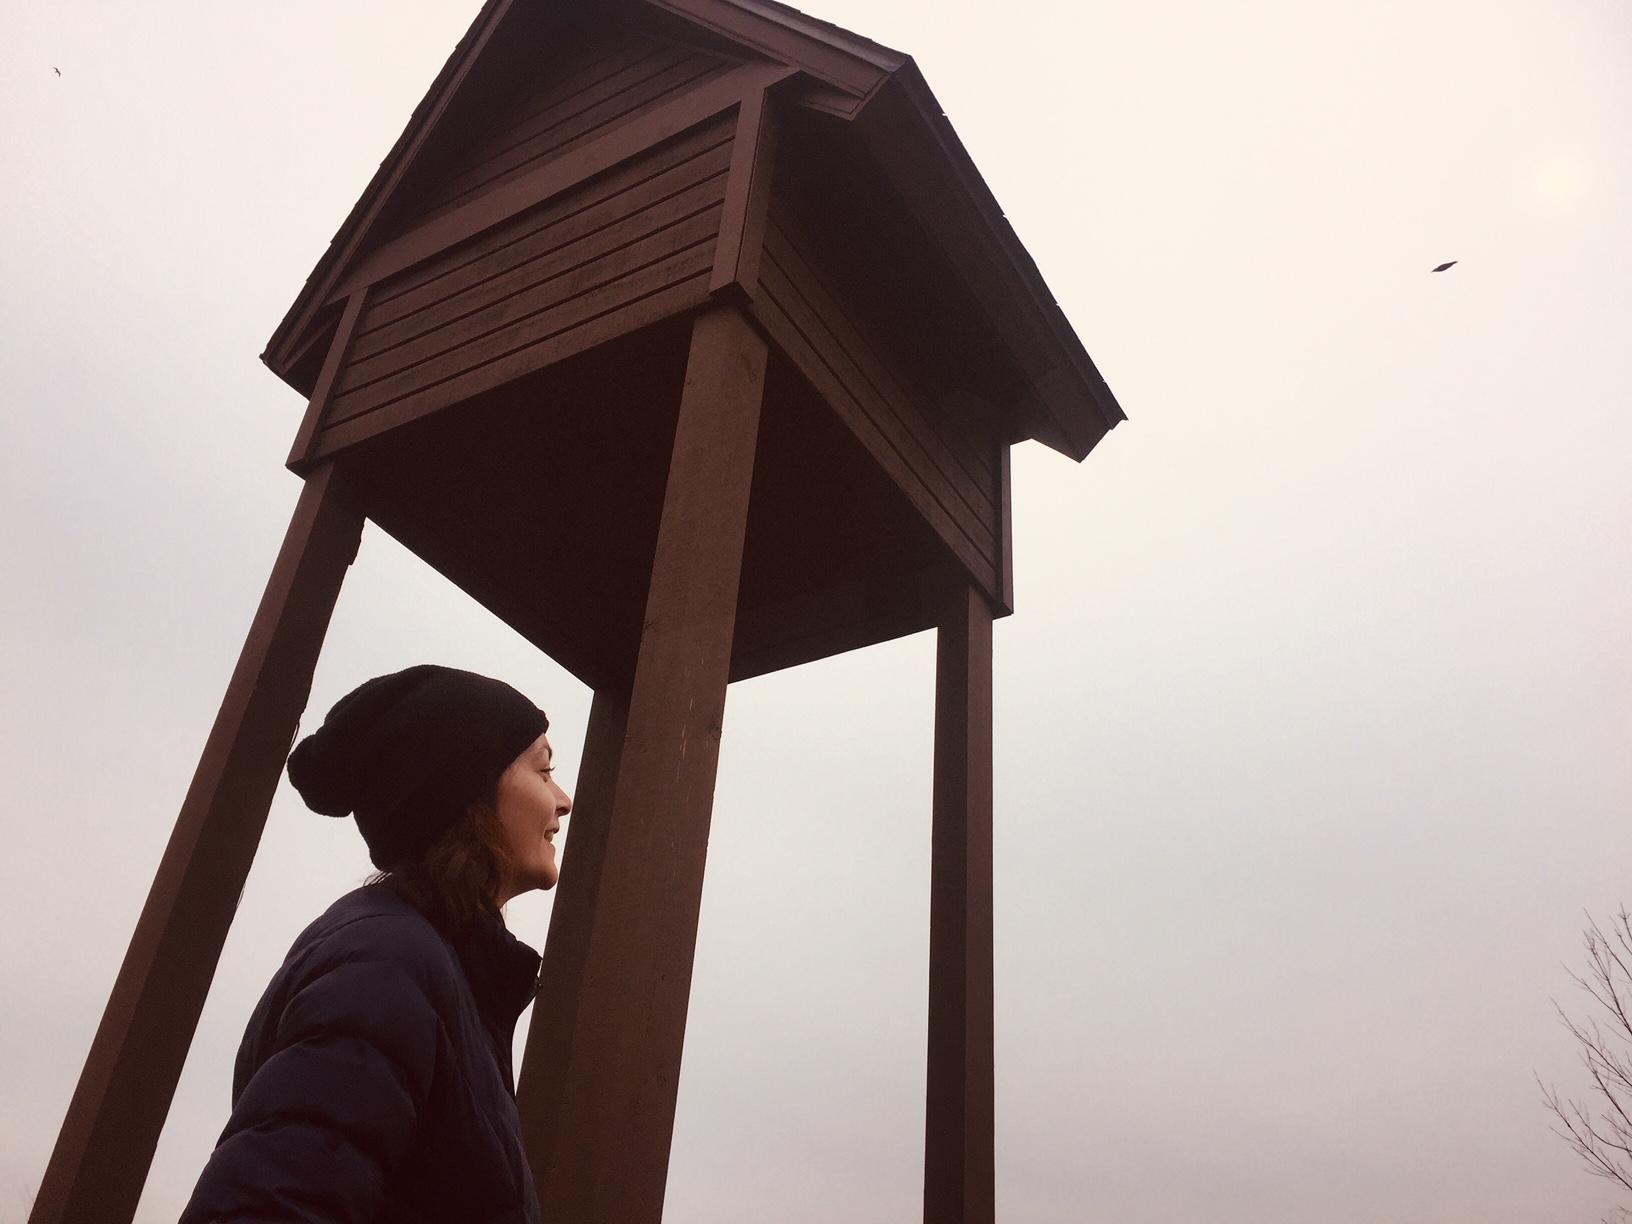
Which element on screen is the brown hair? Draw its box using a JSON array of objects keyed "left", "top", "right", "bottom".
[{"left": 368, "top": 793, "right": 517, "bottom": 934}]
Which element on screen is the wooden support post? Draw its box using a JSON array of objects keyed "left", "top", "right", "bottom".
[
  {"left": 530, "top": 304, "right": 767, "bottom": 1223},
  {"left": 924, "top": 583, "right": 996, "bottom": 1224},
  {"left": 29, "top": 463, "right": 365, "bottom": 1224},
  {"left": 516, "top": 685, "right": 630, "bottom": 1181}
]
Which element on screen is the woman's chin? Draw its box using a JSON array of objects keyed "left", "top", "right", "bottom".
[{"left": 528, "top": 859, "right": 560, "bottom": 892}]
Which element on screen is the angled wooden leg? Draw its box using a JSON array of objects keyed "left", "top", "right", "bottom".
[
  {"left": 30, "top": 463, "right": 364, "bottom": 1224},
  {"left": 531, "top": 304, "right": 767, "bottom": 1224},
  {"left": 924, "top": 583, "right": 996, "bottom": 1224},
  {"left": 516, "top": 685, "right": 630, "bottom": 1181}
]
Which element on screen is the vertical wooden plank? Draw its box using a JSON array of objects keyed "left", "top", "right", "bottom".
[
  {"left": 29, "top": 462, "right": 365, "bottom": 1224},
  {"left": 532, "top": 304, "right": 767, "bottom": 1224},
  {"left": 996, "top": 443, "right": 1014, "bottom": 616},
  {"left": 516, "top": 685, "right": 630, "bottom": 1183},
  {"left": 709, "top": 82, "right": 779, "bottom": 298},
  {"left": 924, "top": 583, "right": 996, "bottom": 1224},
  {"left": 286, "top": 289, "right": 369, "bottom": 473}
]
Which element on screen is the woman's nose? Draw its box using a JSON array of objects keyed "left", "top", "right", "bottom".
[{"left": 557, "top": 787, "right": 573, "bottom": 817}]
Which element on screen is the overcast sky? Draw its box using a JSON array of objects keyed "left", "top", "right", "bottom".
[{"left": 3, "top": 1, "right": 1629, "bottom": 1221}]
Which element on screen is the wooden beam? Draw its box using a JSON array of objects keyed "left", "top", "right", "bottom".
[
  {"left": 286, "top": 288, "right": 368, "bottom": 473},
  {"left": 709, "top": 80, "right": 779, "bottom": 298},
  {"left": 28, "top": 463, "right": 365, "bottom": 1224},
  {"left": 924, "top": 583, "right": 995, "bottom": 1224},
  {"left": 532, "top": 304, "right": 766, "bottom": 1223},
  {"left": 516, "top": 685, "right": 630, "bottom": 1186},
  {"left": 642, "top": 0, "right": 899, "bottom": 99},
  {"left": 996, "top": 444, "right": 1014, "bottom": 617}
]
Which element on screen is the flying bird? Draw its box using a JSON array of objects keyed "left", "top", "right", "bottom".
[
  {"left": 52, "top": 67, "right": 61, "bottom": 76},
  {"left": 1431, "top": 260, "right": 1458, "bottom": 272}
]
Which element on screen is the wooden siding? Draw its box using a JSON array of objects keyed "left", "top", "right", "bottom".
[
  {"left": 753, "top": 193, "right": 1003, "bottom": 595},
  {"left": 312, "top": 116, "right": 733, "bottom": 456},
  {"left": 407, "top": 29, "right": 738, "bottom": 228}
]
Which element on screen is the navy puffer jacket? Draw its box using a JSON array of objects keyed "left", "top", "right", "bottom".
[{"left": 180, "top": 884, "right": 542, "bottom": 1223}]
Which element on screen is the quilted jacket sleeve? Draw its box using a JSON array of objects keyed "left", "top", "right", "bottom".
[{"left": 179, "top": 920, "right": 447, "bottom": 1224}]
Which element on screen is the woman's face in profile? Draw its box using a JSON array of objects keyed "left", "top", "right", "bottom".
[{"left": 494, "top": 732, "right": 572, "bottom": 899}]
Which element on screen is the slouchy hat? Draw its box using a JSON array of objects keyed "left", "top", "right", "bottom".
[{"left": 286, "top": 664, "right": 549, "bottom": 869}]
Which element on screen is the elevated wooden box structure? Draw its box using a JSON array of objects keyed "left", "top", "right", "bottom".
[{"left": 32, "top": 2, "right": 1124, "bottom": 1222}]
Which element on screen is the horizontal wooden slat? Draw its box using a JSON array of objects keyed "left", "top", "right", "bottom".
[
  {"left": 402, "top": 34, "right": 670, "bottom": 225},
  {"left": 502, "top": 34, "right": 662, "bottom": 136},
  {"left": 328, "top": 235, "right": 716, "bottom": 424},
  {"left": 364, "top": 121, "right": 733, "bottom": 329},
  {"left": 312, "top": 271, "right": 711, "bottom": 460},
  {"left": 338, "top": 205, "right": 723, "bottom": 398},
  {"left": 423, "top": 50, "right": 733, "bottom": 221},
  {"left": 329, "top": 68, "right": 772, "bottom": 298},
  {"left": 759, "top": 220, "right": 999, "bottom": 568},
  {"left": 753, "top": 255, "right": 998, "bottom": 594},
  {"left": 351, "top": 172, "right": 729, "bottom": 367}
]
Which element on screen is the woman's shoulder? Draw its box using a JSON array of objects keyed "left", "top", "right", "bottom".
[{"left": 279, "top": 884, "right": 465, "bottom": 1004}]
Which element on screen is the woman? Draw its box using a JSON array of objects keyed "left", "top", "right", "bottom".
[{"left": 180, "top": 664, "right": 572, "bottom": 1224}]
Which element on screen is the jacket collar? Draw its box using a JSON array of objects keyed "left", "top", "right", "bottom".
[{"left": 452, "top": 908, "right": 543, "bottom": 1043}]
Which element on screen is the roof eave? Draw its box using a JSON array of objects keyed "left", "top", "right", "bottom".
[
  {"left": 263, "top": 0, "right": 517, "bottom": 385},
  {"left": 867, "top": 62, "right": 1126, "bottom": 462}
]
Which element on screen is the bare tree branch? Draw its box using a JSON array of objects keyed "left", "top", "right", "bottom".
[{"left": 1543, "top": 910, "right": 1632, "bottom": 1215}]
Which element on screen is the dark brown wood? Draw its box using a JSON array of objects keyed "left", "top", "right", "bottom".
[
  {"left": 729, "top": 564, "right": 941, "bottom": 682},
  {"left": 317, "top": 254, "right": 714, "bottom": 455},
  {"left": 413, "top": 35, "right": 684, "bottom": 218},
  {"left": 332, "top": 63, "right": 786, "bottom": 301},
  {"left": 286, "top": 288, "right": 368, "bottom": 472},
  {"left": 749, "top": 239, "right": 1001, "bottom": 598},
  {"left": 760, "top": 188, "right": 1002, "bottom": 508},
  {"left": 763, "top": 135, "right": 1006, "bottom": 495},
  {"left": 709, "top": 80, "right": 779, "bottom": 296},
  {"left": 29, "top": 463, "right": 365, "bottom": 1224},
  {"left": 924, "top": 583, "right": 995, "bottom": 1224},
  {"left": 644, "top": 0, "right": 899, "bottom": 100},
  {"left": 532, "top": 304, "right": 766, "bottom": 1223},
  {"left": 350, "top": 186, "right": 724, "bottom": 367},
  {"left": 335, "top": 206, "right": 723, "bottom": 400},
  {"left": 515, "top": 686, "right": 630, "bottom": 1190},
  {"left": 423, "top": 48, "right": 731, "bottom": 219},
  {"left": 757, "top": 218, "right": 999, "bottom": 548},
  {"left": 997, "top": 444, "right": 1014, "bottom": 616},
  {"left": 354, "top": 128, "right": 733, "bottom": 345},
  {"left": 313, "top": 276, "right": 708, "bottom": 461}
]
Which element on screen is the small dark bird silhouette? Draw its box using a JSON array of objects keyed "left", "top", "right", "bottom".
[{"left": 1431, "top": 260, "right": 1457, "bottom": 272}]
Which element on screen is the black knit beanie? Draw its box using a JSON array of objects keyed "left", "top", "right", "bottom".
[{"left": 286, "top": 664, "right": 549, "bottom": 869}]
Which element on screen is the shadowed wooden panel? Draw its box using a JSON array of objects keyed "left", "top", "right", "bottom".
[
  {"left": 412, "top": 33, "right": 737, "bottom": 226},
  {"left": 752, "top": 276, "right": 997, "bottom": 595},
  {"left": 767, "top": 193, "right": 1000, "bottom": 504},
  {"left": 755, "top": 221, "right": 1000, "bottom": 594}
]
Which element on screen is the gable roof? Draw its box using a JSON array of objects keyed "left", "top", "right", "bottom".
[{"left": 263, "top": 0, "right": 1125, "bottom": 460}]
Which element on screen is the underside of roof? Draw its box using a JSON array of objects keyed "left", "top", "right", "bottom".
[{"left": 263, "top": 0, "right": 1125, "bottom": 461}]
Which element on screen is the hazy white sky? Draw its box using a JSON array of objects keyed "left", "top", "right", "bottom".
[{"left": 3, "top": 1, "right": 1629, "bottom": 1221}]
